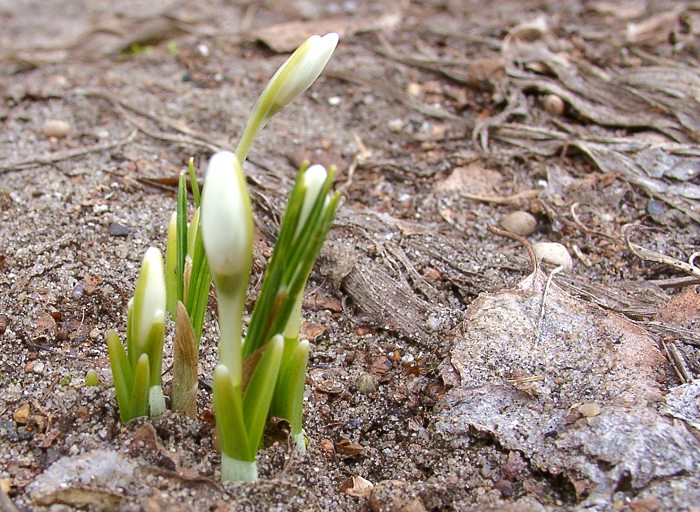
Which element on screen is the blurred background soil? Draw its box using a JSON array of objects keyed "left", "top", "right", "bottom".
[{"left": 1, "top": 1, "right": 699, "bottom": 510}]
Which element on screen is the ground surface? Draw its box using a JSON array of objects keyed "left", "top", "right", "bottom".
[{"left": 1, "top": 1, "right": 700, "bottom": 511}]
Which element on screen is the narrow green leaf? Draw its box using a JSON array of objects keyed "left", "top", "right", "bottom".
[
  {"left": 176, "top": 172, "right": 188, "bottom": 302},
  {"left": 128, "top": 353, "right": 151, "bottom": 421},
  {"left": 188, "top": 157, "right": 201, "bottom": 207},
  {"left": 185, "top": 224, "right": 211, "bottom": 346},
  {"left": 106, "top": 330, "right": 133, "bottom": 423},
  {"left": 164, "top": 212, "right": 178, "bottom": 317},
  {"left": 213, "top": 365, "right": 251, "bottom": 461},
  {"left": 242, "top": 335, "right": 283, "bottom": 455},
  {"left": 243, "top": 170, "right": 307, "bottom": 357},
  {"left": 143, "top": 312, "right": 165, "bottom": 388},
  {"left": 273, "top": 339, "right": 309, "bottom": 438}
]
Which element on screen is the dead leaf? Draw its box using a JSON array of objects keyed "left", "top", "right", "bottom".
[
  {"left": 33, "top": 312, "right": 56, "bottom": 335},
  {"left": 33, "top": 487, "right": 124, "bottom": 510},
  {"left": 626, "top": 9, "right": 681, "bottom": 44},
  {"left": 369, "top": 355, "right": 393, "bottom": 380},
  {"left": 335, "top": 438, "right": 364, "bottom": 457},
  {"left": 304, "top": 292, "right": 343, "bottom": 313},
  {"left": 253, "top": 14, "right": 401, "bottom": 53},
  {"left": 300, "top": 321, "right": 328, "bottom": 342},
  {"left": 654, "top": 286, "right": 700, "bottom": 325},
  {"left": 339, "top": 475, "right": 374, "bottom": 497},
  {"left": 434, "top": 162, "right": 502, "bottom": 195},
  {"left": 12, "top": 404, "right": 30, "bottom": 425},
  {"left": 172, "top": 302, "right": 198, "bottom": 419}
]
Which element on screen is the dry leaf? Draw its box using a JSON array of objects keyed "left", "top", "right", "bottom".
[
  {"left": 339, "top": 475, "right": 374, "bottom": 497},
  {"left": 254, "top": 14, "right": 401, "bottom": 53},
  {"left": 172, "top": 302, "right": 198, "bottom": 419},
  {"left": 300, "top": 321, "right": 328, "bottom": 341},
  {"left": 434, "top": 162, "right": 502, "bottom": 195},
  {"left": 335, "top": 438, "right": 364, "bottom": 456},
  {"left": 34, "top": 487, "right": 124, "bottom": 510}
]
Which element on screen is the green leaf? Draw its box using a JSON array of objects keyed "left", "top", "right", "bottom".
[
  {"left": 128, "top": 353, "right": 151, "bottom": 421},
  {"left": 164, "top": 213, "right": 178, "bottom": 317},
  {"left": 176, "top": 172, "right": 188, "bottom": 303},
  {"left": 106, "top": 330, "right": 133, "bottom": 422},
  {"left": 242, "top": 334, "right": 283, "bottom": 455},
  {"left": 213, "top": 365, "right": 251, "bottom": 461},
  {"left": 188, "top": 157, "right": 201, "bottom": 207},
  {"left": 272, "top": 338, "right": 309, "bottom": 438},
  {"left": 185, "top": 228, "right": 211, "bottom": 346},
  {"left": 143, "top": 312, "right": 165, "bottom": 388}
]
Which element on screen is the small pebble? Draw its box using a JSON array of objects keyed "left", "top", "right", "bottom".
[
  {"left": 355, "top": 372, "right": 377, "bottom": 394},
  {"left": 646, "top": 198, "right": 665, "bottom": 217},
  {"left": 494, "top": 479, "right": 514, "bottom": 498},
  {"left": 500, "top": 211, "right": 537, "bottom": 236},
  {"left": 328, "top": 96, "right": 341, "bottom": 106},
  {"left": 533, "top": 242, "right": 573, "bottom": 271},
  {"left": 578, "top": 402, "right": 601, "bottom": 418},
  {"left": 108, "top": 223, "right": 131, "bottom": 237},
  {"left": 33, "top": 362, "right": 45, "bottom": 374},
  {"left": 387, "top": 118, "right": 405, "bottom": 133},
  {"left": 42, "top": 119, "right": 71, "bottom": 138},
  {"left": 543, "top": 94, "right": 565, "bottom": 116}
]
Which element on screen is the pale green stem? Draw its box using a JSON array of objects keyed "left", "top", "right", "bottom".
[
  {"left": 221, "top": 453, "right": 258, "bottom": 483},
  {"left": 283, "top": 294, "right": 303, "bottom": 339},
  {"left": 215, "top": 283, "right": 245, "bottom": 387},
  {"left": 234, "top": 106, "right": 268, "bottom": 163},
  {"left": 292, "top": 431, "right": 306, "bottom": 452},
  {"left": 149, "top": 385, "right": 166, "bottom": 416}
]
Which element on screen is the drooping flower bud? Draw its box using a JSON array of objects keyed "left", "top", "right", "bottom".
[{"left": 267, "top": 33, "right": 339, "bottom": 114}]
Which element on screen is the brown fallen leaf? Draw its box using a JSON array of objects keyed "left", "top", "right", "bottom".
[
  {"left": 335, "top": 437, "right": 364, "bottom": 457},
  {"left": 12, "top": 404, "right": 30, "bottom": 425},
  {"left": 253, "top": 13, "right": 401, "bottom": 53},
  {"left": 339, "top": 475, "right": 374, "bottom": 497},
  {"left": 300, "top": 321, "right": 327, "bottom": 342},
  {"left": 34, "top": 487, "right": 124, "bottom": 510}
]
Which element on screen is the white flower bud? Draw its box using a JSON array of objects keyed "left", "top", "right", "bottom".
[
  {"left": 297, "top": 164, "right": 328, "bottom": 233},
  {"left": 201, "top": 151, "right": 253, "bottom": 281},
  {"left": 134, "top": 247, "right": 166, "bottom": 344},
  {"left": 268, "top": 33, "right": 339, "bottom": 111}
]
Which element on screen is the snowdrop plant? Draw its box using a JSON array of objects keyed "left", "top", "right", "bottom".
[
  {"left": 107, "top": 247, "right": 167, "bottom": 422},
  {"left": 164, "top": 159, "right": 211, "bottom": 417},
  {"left": 235, "top": 33, "right": 339, "bottom": 162},
  {"left": 202, "top": 154, "right": 338, "bottom": 481}
]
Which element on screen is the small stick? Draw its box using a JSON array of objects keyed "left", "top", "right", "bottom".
[
  {"left": 623, "top": 225, "right": 700, "bottom": 279},
  {"left": 462, "top": 189, "right": 539, "bottom": 205},
  {"left": 487, "top": 224, "right": 538, "bottom": 275},
  {"left": 535, "top": 265, "right": 564, "bottom": 345},
  {"left": 662, "top": 339, "right": 692, "bottom": 383}
]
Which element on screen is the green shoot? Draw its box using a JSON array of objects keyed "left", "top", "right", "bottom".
[{"left": 106, "top": 247, "right": 166, "bottom": 422}]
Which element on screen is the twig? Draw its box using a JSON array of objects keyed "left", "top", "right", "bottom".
[
  {"left": 0, "top": 130, "right": 137, "bottom": 173},
  {"left": 487, "top": 224, "right": 538, "bottom": 275},
  {"left": 462, "top": 189, "right": 539, "bottom": 205},
  {"left": 535, "top": 265, "right": 564, "bottom": 345},
  {"left": 662, "top": 340, "right": 692, "bottom": 383},
  {"left": 623, "top": 225, "right": 700, "bottom": 279},
  {"left": 339, "top": 130, "right": 372, "bottom": 194},
  {"left": 570, "top": 202, "right": 616, "bottom": 240}
]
